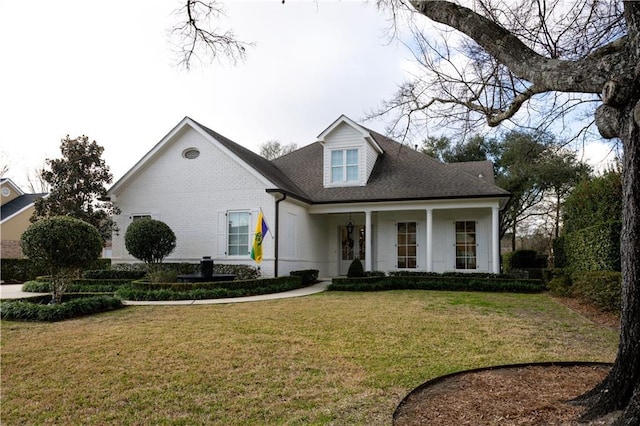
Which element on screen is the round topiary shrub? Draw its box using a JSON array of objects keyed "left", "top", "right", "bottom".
[
  {"left": 20, "top": 216, "right": 104, "bottom": 304},
  {"left": 125, "top": 218, "right": 177, "bottom": 274}
]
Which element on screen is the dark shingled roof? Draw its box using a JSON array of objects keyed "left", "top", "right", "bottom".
[
  {"left": 189, "top": 118, "right": 509, "bottom": 204},
  {"left": 0, "top": 193, "right": 46, "bottom": 221},
  {"left": 193, "top": 119, "right": 307, "bottom": 198},
  {"left": 271, "top": 130, "right": 509, "bottom": 203}
]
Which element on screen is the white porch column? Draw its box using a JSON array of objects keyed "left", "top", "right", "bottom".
[
  {"left": 365, "top": 210, "right": 372, "bottom": 271},
  {"left": 492, "top": 206, "right": 500, "bottom": 274},
  {"left": 426, "top": 208, "right": 433, "bottom": 272}
]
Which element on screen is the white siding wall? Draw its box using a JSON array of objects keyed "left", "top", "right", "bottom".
[
  {"left": 277, "top": 200, "right": 330, "bottom": 276},
  {"left": 365, "top": 140, "right": 378, "bottom": 183},
  {"left": 111, "top": 126, "right": 277, "bottom": 276}
]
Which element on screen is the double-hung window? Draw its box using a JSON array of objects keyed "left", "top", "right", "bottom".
[
  {"left": 331, "top": 149, "right": 359, "bottom": 184},
  {"left": 455, "top": 221, "right": 477, "bottom": 269},
  {"left": 228, "top": 211, "right": 250, "bottom": 256}
]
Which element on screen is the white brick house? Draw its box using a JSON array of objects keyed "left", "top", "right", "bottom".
[{"left": 106, "top": 115, "right": 510, "bottom": 277}]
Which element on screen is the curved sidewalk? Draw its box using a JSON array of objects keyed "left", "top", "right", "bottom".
[
  {"left": 125, "top": 281, "right": 330, "bottom": 306},
  {"left": 1, "top": 281, "right": 331, "bottom": 305}
]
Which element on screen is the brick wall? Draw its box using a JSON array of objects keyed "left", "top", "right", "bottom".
[{"left": 1, "top": 240, "right": 23, "bottom": 259}]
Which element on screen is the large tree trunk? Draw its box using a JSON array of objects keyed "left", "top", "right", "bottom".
[
  {"left": 577, "top": 101, "right": 640, "bottom": 424},
  {"left": 576, "top": 4, "right": 640, "bottom": 424}
]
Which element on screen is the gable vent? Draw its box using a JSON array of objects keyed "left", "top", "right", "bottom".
[{"left": 183, "top": 148, "right": 200, "bottom": 159}]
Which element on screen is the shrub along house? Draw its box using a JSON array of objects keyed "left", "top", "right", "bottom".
[{"left": 106, "top": 115, "right": 510, "bottom": 277}]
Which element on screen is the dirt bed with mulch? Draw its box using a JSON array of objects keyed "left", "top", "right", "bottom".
[{"left": 393, "top": 297, "right": 621, "bottom": 426}]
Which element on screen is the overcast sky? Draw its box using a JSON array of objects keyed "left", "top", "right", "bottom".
[{"left": 1, "top": 0, "right": 615, "bottom": 190}]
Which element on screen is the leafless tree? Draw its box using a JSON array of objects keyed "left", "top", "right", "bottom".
[
  {"left": 374, "top": 0, "right": 624, "bottom": 142},
  {"left": 0, "top": 151, "right": 10, "bottom": 179},
  {"left": 169, "top": 1, "right": 252, "bottom": 69},
  {"left": 26, "top": 164, "right": 50, "bottom": 194},
  {"left": 392, "top": 2, "right": 639, "bottom": 423},
  {"left": 259, "top": 140, "right": 299, "bottom": 160},
  {"left": 173, "top": 0, "right": 638, "bottom": 422}
]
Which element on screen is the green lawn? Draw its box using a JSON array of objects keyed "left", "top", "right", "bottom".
[{"left": 0, "top": 291, "right": 618, "bottom": 425}]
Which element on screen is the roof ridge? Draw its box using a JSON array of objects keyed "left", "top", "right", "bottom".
[{"left": 191, "top": 118, "right": 310, "bottom": 199}]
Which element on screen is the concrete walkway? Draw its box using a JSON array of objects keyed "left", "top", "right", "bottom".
[
  {"left": 0, "top": 281, "right": 331, "bottom": 305},
  {"left": 0, "top": 284, "right": 48, "bottom": 300}
]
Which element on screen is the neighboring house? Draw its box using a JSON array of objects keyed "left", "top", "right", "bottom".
[
  {"left": 106, "top": 115, "right": 510, "bottom": 277},
  {"left": 0, "top": 178, "right": 47, "bottom": 258}
]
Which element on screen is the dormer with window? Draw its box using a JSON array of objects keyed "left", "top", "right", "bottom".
[{"left": 318, "top": 115, "right": 383, "bottom": 188}]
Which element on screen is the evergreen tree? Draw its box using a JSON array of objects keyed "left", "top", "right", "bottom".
[{"left": 32, "top": 135, "right": 118, "bottom": 239}]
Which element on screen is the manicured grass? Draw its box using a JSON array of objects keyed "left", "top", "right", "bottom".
[{"left": 1, "top": 291, "right": 618, "bottom": 425}]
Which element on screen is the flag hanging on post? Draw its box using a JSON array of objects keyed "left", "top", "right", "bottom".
[{"left": 250, "top": 211, "right": 269, "bottom": 264}]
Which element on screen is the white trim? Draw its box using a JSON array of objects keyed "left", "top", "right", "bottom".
[
  {"left": 0, "top": 193, "right": 49, "bottom": 224},
  {"left": 365, "top": 210, "right": 372, "bottom": 271},
  {"left": 0, "top": 203, "right": 34, "bottom": 224},
  {"left": 492, "top": 206, "right": 500, "bottom": 274},
  {"left": 426, "top": 208, "right": 433, "bottom": 272},
  {"left": 0, "top": 178, "right": 25, "bottom": 196},
  {"left": 308, "top": 198, "right": 504, "bottom": 215},
  {"left": 226, "top": 210, "right": 252, "bottom": 258},
  {"left": 317, "top": 114, "right": 383, "bottom": 154}
]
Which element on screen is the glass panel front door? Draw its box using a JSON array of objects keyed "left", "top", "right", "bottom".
[{"left": 339, "top": 225, "right": 365, "bottom": 275}]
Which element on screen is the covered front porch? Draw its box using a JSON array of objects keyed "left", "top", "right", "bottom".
[{"left": 310, "top": 199, "right": 503, "bottom": 276}]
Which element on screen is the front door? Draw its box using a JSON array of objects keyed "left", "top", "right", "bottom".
[{"left": 339, "top": 225, "right": 366, "bottom": 275}]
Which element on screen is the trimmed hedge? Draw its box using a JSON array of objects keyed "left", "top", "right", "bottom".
[
  {"left": 1, "top": 258, "right": 111, "bottom": 283},
  {"left": 111, "top": 262, "right": 261, "bottom": 280},
  {"left": 554, "top": 221, "right": 621, "bottom": 271},
  {"left": 0, "top": 295, "right": 124, "bottom": 322},
  {"left": 23, "top": 278, "right": 134, "bottom": 293},
  {"left": 387, "top": 271, "right": 509, "bottom": 279},
  {"left": 83, "top": 270, "right": 146, "bottom": 280},
  {"left": 290, "top": 269, "right": 319, "bottom": 285},
  {"left": 547, "top": 273, "right": 573, "bottom": 297},
  {"left": 116, "top": 276, "right": 304, "bottom": 301},
  {"left": 570, "top": 271, "right": 622, "bottom": 313},
  {"left": 329, "top": 275, "right": 544, "bottom": 293}
]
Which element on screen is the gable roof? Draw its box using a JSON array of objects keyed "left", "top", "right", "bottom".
[
  {"left": 109, "top": 116, "right": 509, "bottom": 206},
  {"left": 317, "top": 115, "right": 383, "bottom": 155},
  {"left": 107, "top": 117, "right": 305, "bottom": 198},
  {"left": 0, "top": 178, "right": 24, "bottom": 196},
  {"left": 272, "top": 128, "right": 510, "bottom": 204},
  {"left": 0, "top": 193, "right": 46, "bottom": 223},
  {"left": 190, "top": 119, "right": 306, "bottom": 197}
]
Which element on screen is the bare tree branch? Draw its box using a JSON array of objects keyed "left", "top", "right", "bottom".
[{"left": 170, "top": 0, "right": 253, "bottom": 69}]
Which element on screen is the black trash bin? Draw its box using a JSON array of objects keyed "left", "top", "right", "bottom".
[{"left": 201, "top": 256, "right": 214, "bottom": 279}]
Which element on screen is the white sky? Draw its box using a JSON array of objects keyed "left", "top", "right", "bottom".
[{"left": 0, "top": 0, "right": 616, "bottom": 190}]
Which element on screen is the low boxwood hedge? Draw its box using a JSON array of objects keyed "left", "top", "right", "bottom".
[
  {"left": 83, "top": 269, "right": 147, "bottom": 280},
  {"left": 109, "top": 262, "right": 262, "bottom": 280},
  {"left": 0, "top": 294, "right": 124, "bottom": 322},
  {"left": 116, "top": 276, "right": 304, "bottom": 301},
  {"left": 23, "top": 278, "right": 134, "bottom": 293},
  {"left": 290, "top": 270, "right": 319, "bottom": 285},
  {"left": 329, "top": 274, "right": 544, "bottom": 293}
]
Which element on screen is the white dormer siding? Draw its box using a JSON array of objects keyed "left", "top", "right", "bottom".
[
  {"left": 364, "top": 138, "right": 379, "bottom": 180},
  {"left": 320, "top": 118, "right": 382, "bottom": 188}
]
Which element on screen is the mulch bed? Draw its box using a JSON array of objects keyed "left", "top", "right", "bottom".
[
  {"left": 393, "top": 297, "right": 621, "bottom": 425},
  {"left": 393, "top": 363, "right": 613, "bottom": 425}
]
